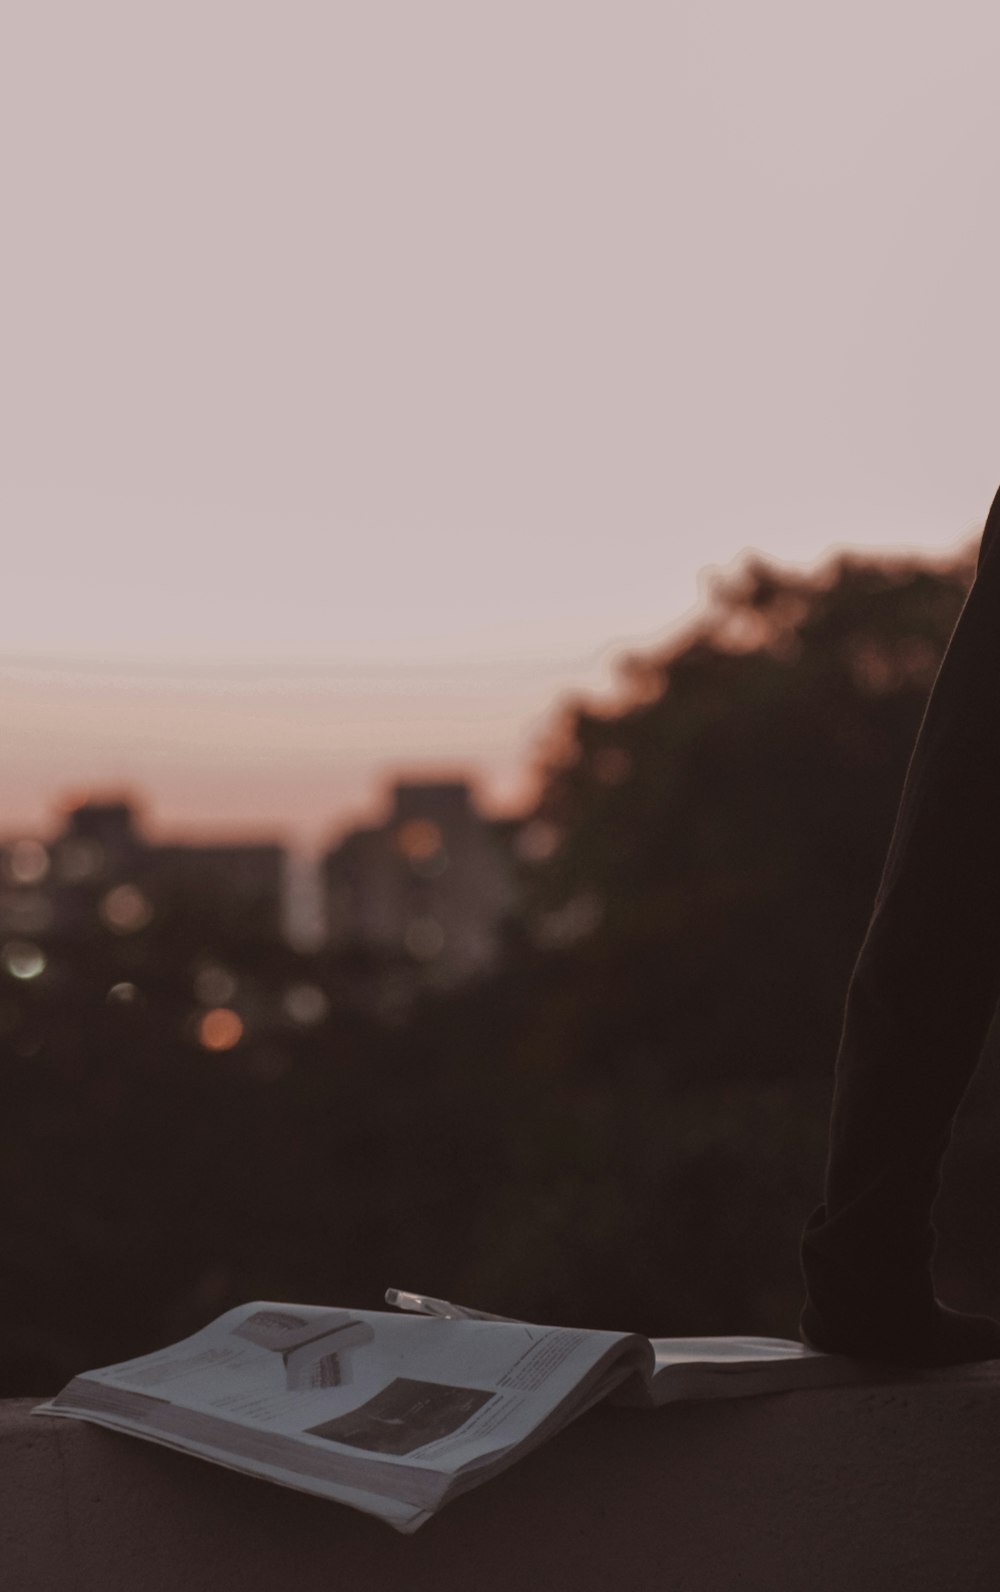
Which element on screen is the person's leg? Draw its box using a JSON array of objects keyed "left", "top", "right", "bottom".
[{"left": 800, "top": 486, "right": 1000, "bottom": 1365}]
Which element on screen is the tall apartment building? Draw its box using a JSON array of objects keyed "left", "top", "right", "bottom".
[
  {"left": 0, "top": 800, "right": 285, "bottom": 946},
  {"left": 322, "top": 781, "right": 520, "bottom": 988}
]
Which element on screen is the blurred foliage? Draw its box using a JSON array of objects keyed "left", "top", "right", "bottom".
[{"left": 4, "top": 535, "right": 1000, "bottom": 1395}]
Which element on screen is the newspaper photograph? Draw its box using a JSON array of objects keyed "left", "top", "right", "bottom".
[{"left": 35, "top": 1300, "right": 650, "bottom": 1531}]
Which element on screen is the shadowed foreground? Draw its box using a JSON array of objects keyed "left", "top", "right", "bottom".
[{"left": 5, "top": 1374, "right": 1000, "bottom": 1592}]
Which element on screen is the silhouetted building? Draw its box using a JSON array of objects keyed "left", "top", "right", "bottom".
[
  {"left": 322, "top": 781, "right": 519, "bottom": 989},
  {"left": 0, "top": 800, "right": 286, "bottom": 948},
  {"left": 147, "top": 844, "right": 285, "bottom": 942}
]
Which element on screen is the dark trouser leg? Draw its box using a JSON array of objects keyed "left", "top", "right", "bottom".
[{"left": 800, "top": 486, "right": 1000, "bottom": 1364}]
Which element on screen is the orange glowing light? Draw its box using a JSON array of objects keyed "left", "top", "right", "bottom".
[
  {"left": 395, "top": 819, "right": 443, "bottom": 861},
  {"left": 198, "top": 1007, "right": 244, "bottom": 1051}
]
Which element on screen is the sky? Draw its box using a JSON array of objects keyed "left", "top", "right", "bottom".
[{"left": 4, "top": 1, "right": 1000, "bottom": 851}]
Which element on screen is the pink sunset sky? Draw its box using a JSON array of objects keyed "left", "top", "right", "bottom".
[{"left": 4, "top": 2, "right": 1000, "bottom": 852}]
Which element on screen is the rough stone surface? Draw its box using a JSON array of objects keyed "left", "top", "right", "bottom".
[{"left": 5, "top": 1374, "right": 1000, "bottom": 1591}]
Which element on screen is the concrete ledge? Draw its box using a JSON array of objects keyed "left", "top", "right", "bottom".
[{"left": 5, "top": 1375, "right": 1000, "bottom": 1591}]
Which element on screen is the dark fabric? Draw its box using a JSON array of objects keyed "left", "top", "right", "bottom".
[{"left": 800, "top": 484, "right": 1000, "bottom": 1338}]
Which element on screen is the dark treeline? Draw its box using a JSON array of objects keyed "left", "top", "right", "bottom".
[{"left": 4, "top": 537, "right": 1000, "bottom": 1396}]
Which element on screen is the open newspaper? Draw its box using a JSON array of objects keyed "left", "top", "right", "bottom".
[{"left": 34, "top": 1290, "right": 871, "bottom": 1532}]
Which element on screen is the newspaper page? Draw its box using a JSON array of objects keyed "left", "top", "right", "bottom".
[
  {"left": 34, "top": 1300, "right": 650, "bottom": 1531},
  {"left": 388, "top": 1295, "right": 878, "bottom": 1407}
]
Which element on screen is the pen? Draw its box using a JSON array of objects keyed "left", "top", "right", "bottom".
[{"left": 385, "top": 1289, "right": 517, "bottom": 1322}]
